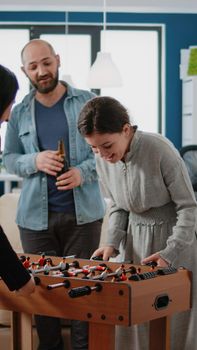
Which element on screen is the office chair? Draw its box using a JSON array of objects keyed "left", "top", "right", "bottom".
[{"left": 180, "top": 145, "right": 197, "bottom": 198}]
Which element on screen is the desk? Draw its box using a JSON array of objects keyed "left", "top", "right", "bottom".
[{"left": 0, "top": 172, "right": 23, "bottom": 193}]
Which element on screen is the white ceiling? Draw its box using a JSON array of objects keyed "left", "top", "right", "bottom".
[{"left": 0, "top": 0, "right": 197, "bottom": 13}]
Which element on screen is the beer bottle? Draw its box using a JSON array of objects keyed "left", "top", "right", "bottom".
[{"left": 57, "top": 139, "right": 69, "bottom": 175}]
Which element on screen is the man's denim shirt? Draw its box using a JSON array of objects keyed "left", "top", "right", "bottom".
[{"left": 3, "top": 83, "right": 105, "bottom": 230}]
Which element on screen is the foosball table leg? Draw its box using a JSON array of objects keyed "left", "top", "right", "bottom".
[
  {"left": 89, "top": 323, "right": 115, "bottom": 350},
  {"left": 11, "top": 311, "right": 33, "bottom": 350},
  {"left": 149, "top": 316, "right": 170, "bottom": 350}
]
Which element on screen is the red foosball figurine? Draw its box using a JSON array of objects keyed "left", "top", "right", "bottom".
[
  {"left": 23, "top": 256, "right": 31, "bottom": 269},
  {"left": 38, "top": 253, "right": 46, "bottom": 267}
]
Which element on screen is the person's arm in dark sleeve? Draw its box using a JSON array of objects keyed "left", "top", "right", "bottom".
[{"left": 0, "top": 226, "right": 31, "bottom": 291}]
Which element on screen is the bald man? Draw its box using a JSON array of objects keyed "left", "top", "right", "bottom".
[{"left": 3, "top": 39, "right": 105, "bottom": 350}]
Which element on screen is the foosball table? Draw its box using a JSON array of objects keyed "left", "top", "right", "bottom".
[{"left": 0, "top": 254, "right": 192, "bottom": 350}]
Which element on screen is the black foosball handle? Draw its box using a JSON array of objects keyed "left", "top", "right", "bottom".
[
  {"left": 68, "top": 286, "right": 92, "bottom": 298},
  {"left": 138, "top": 271, "right": 158, "bottom": 280},
  {"left": 91, "top": 255, "right": 103, "bottom": 261},
  {"left": 68, "top": 283, "right": 102, "bottom": 298},
  {"left": 157, "top": 266, "right": 177, "bottom": 275}
]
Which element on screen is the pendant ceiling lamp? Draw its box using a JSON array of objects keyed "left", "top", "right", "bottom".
[{"left": 87, "top": 0, "right": 122, "bottom": 89}]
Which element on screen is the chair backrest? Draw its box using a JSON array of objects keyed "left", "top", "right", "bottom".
[
  {"left": 0, "top": 193, "right": 23, "bottom": 252},
  {"left": 180, "top": 145, "right": 197, "bottom": 194}
]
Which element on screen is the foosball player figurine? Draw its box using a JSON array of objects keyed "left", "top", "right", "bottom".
[
  {"left": 23, "top": 256, "right": 31, "bottom": 269},
  {"left": 19, "top": 255, "right": 26, "bottom": 263},
  {"left": 69, "top": 260, "right": 80, "bottom": 269},
  {"left": 131, "top": 266, "right": 137, "bottom": 274},
  {"left": 137, "top": 267, "right": 141, "bottom": 274},
  {"left": 29, "top": 262, "right": 37, "bottom": 273},
  {"left": 59, "top": 257, "right": 68, "bottom": 271},
  {"left": 43, "top": 259, "right": 52, "bottom": 275},
  {"left": 55, "top": 258, "right": 79, "bottom": 273},
  {"left": 118, "top": 268, "right": 127, "bottom": 281},
  {"left": 37, "top": 253, "right": 46, "bottom": 267}
]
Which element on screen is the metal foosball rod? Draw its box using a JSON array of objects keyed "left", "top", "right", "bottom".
[{"left": 47, "top": 279, "right": 70, "bottom": 290}]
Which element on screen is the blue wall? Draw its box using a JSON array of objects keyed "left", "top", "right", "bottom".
[{"left": 1, "top": 11, "right": 197, "bottom": 149}]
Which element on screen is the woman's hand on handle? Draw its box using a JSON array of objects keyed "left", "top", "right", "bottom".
[
  {"left": 141, "top": 252, "right": 169, "bottom": 267},
  {"left": 91, "top": 246, "right": 116, "bottom": 261}
]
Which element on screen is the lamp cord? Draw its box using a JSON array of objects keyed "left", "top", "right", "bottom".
[
  {"left": 103, "top": 0, "right": 106, "bottom": 31},
  {"left": 65, "top": 11, "right": 69, "bottom": 35}
]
